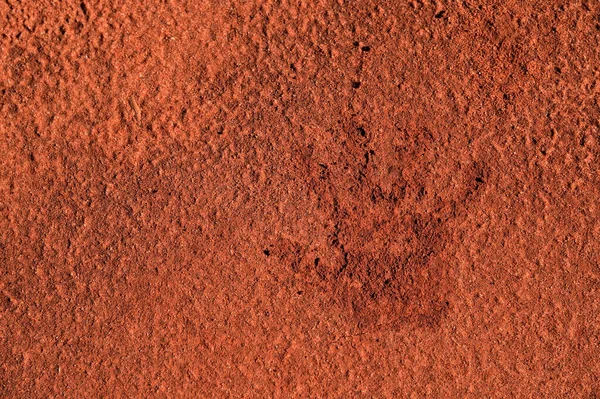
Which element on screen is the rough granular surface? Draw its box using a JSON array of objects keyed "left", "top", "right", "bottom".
[{"left": 1, "top": 0, "right": 600, "bottom": 397}]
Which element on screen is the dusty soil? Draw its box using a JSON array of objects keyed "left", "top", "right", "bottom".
[{"left": 2, "top": 0, "right": 600, "bottom": 397}]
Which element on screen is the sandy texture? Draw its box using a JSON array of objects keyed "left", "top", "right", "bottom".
[{"left": 2, "top": 0, "right": 600, "bottom": 397}]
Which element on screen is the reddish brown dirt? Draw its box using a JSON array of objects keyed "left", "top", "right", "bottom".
[{"left": 2, "top": 0, "right": 600, "bottom": 397}]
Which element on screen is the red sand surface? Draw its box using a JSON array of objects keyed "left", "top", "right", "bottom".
[{"left": 2, "top": 0, "right": 600, "bottom": 397}]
